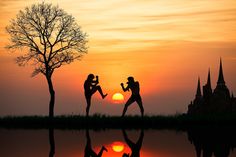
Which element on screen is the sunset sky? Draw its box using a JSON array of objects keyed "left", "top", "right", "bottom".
[{"left": 0, "top": 0, "right": 236, "bottom": 116}]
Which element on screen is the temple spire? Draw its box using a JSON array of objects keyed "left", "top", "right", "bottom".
[
  {"left": 217, "top": 58, "right": 225, "bottom": 85},
  {"left": 207, "top": 68, "right": 211, "bottom": 89},
  {"left": 196, "top": 77, "right": 202, "bottom": 98}
]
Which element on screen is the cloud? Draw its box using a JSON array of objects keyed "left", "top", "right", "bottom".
[
  {"left": 140, "top": 8, "right": 236, "bottom": 20},
  {"left": 226, "top": 57, "right": 236, "bottom": 61}
]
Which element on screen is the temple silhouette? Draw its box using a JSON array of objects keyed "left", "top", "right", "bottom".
[{"left": 188, "top": 59, "right": 236, "bottom": 114}]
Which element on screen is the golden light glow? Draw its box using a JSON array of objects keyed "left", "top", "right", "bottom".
[
  {"left": 112, "top": 141, "right": 125, "bottom": 153},
  {"left": 112, "top": 93, "right": 124, "bottom": 102},
  {"left": 0, "top": 0, "right": 236, "bottom": 115}
]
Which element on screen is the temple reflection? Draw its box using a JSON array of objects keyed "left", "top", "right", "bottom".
[{"left": 187, "top": 127, "right": 236, "bottom": 157}]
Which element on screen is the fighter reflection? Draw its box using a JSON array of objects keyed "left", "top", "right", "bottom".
[
  {"left": 84, "top": 129, "right": 108, "bottom": 157},
  {"left": 122, "top": 129, "right": 144, "bottom": 157},
  {"left": 188, "top": 127, "right": 236, "bottom": 157}
]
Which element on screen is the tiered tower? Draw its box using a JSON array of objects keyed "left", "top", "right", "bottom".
[
  {"left": 213, "top": 58, "right": 230, "bottom": 99},
  {"left": 187, "top": 59, "right": 235, "bottom": 114}
]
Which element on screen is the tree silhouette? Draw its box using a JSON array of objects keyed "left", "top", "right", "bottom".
[{"left": 6, "top": 2, "right": 88, "bottom": 118}]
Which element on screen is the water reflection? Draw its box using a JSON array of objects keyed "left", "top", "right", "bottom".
[
  {"left": 0, "top": 128, "right": 235, "bottom": 157},
  {"left": 122, "top": 129, "right": 144, "bottom": 157},
  {"left": 84, "top": 129, "right": 108, "bottom": 157},
  {"left": 187, "top": 127, "right": 236, "bottom": 157},
  {"left": 48, "top": 128, "right": 55, "bottom": 157},
  {"left": 111, "top": 141, "right": 125, "bottom": 152}
]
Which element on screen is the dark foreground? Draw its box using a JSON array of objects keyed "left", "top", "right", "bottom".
[{"left": 0, "top": 114, "right": 236, "bottom": 129}]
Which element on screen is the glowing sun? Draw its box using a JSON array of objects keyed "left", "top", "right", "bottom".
[
  {"left": 112, "top": 93, "right": 124, "bottom": 103},
  {"left": 112, "top": 141, "right": 125, "bottom": 152}
]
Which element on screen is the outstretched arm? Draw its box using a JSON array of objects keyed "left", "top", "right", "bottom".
[{"left": 121, "top": 83, "right": 129, "bottom": 92}]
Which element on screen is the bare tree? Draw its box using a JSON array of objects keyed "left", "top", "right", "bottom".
[{"left": 6, "top": 2, "right": 88, "bottom": 118}]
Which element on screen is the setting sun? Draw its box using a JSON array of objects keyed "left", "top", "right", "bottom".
[
  {"left": 112, "top": 141, "right": 125, "bottom": 153},
  {"left": 112, "top": 93, "right": 124, "bottom": 103}
]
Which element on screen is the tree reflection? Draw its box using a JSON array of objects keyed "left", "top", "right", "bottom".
[
  {"left": 187, "top": 127, "right": 236, "bottom": 157},
  {"left": 48, "top": 127, "right": 55, "bottom": 157}
]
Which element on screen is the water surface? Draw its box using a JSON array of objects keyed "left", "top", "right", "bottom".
[{"left": 0, "top": 128, "right": 235, "bottom": 157}]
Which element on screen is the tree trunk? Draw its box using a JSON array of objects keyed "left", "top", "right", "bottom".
[{"left": 46, "top": 76, "right": 55, "bottom": 118}]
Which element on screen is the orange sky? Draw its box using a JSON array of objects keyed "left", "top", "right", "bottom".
[{"left": 0, "top": 0, "right": 236, "bottom": 116}]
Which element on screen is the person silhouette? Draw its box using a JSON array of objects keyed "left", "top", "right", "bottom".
[
  {"left": 84, "top": 74, "right": 108, "bottom": 117},
  {"left": 121, "top": 76, "right": 144, "bottom": 117},
  {"left": 122, "top": 129, "right": 144, "bottom": 157},
  {"left": 84, "top": 129, "right": 108, "bottom": 157}
]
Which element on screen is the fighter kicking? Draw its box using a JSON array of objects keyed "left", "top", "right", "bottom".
[{"left": 84, "top": 74, "right": 107, "bottom": 117}]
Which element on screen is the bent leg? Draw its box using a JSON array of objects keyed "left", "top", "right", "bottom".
[
  {"left": 91, "top": 85, "right": 107, "bottom": 99},
  {"left": 97, "top": 85, "right": 107, "bottom": 99},
  {"left": 122, "top": 97, "right": 135, "bottom": 117}
]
